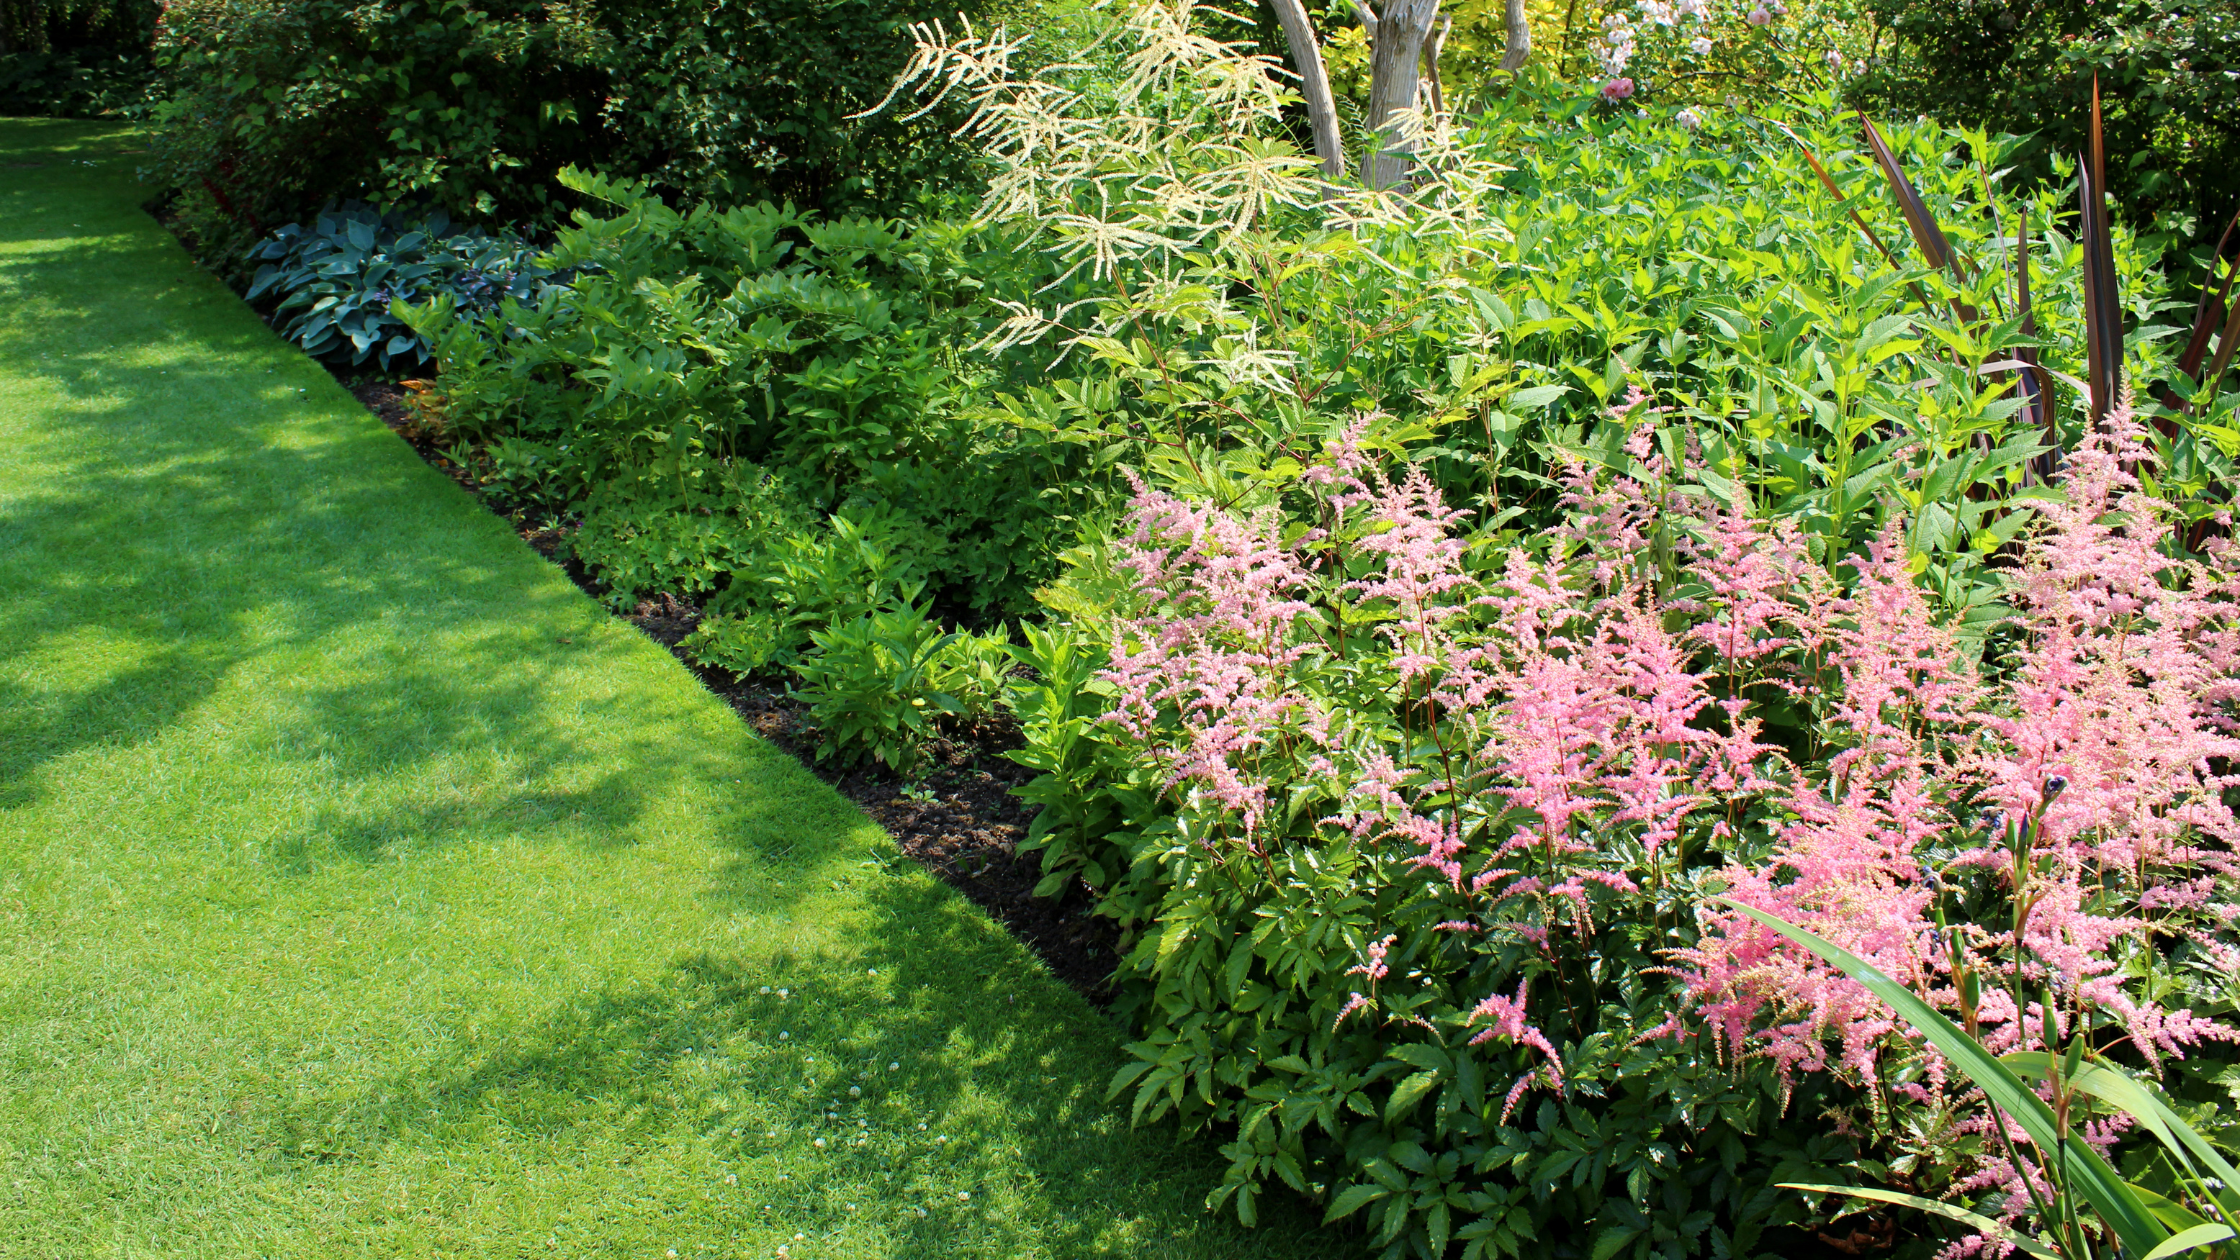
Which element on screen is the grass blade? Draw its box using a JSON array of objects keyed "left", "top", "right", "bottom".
[
  {"left": 1716, "top": 899, "right": 2171, "bottom": 1260},
  {"left": 1780, "top": 1184, "right": 2058, "bottom": 1259}
]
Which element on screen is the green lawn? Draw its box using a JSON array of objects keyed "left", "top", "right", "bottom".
[{"left": 0, "top": 117, "right": 1336, "bottom": 1259}]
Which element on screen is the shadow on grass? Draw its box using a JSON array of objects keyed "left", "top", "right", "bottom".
[
  {"left": 277, "top": 873, "right": 1342, "bottom": 1257},
  {"left": 0, "top": 129, "right": 1348, "bottom": 1258}
]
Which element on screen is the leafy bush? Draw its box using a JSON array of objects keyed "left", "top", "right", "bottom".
[
  {"left": 793, "top": 603, "right": 1012, "bottom": 772},
  {"left": 1555, "top": 0, "right": 1870, "bottom": 106},
  {"left": 0, "top": 47, "right": 151, "bottom": 115},
  {"left": 244, "top": 203, "right": 565, "bottom": 372},
  {"left": 902, "top": 2, "right": 2232, "bottom": 623},
  {"left": 0, "top": 0, "right": 157, "bottom": 116},
  {"left": 138, "top": 0, "right": 1007, "bottom": 273},
  {"left": 405, "top": 167, "right": 1087, "bottom": 646},
  {"left": 1853, "top": 0, "right": 2240, "bottom": 250}
]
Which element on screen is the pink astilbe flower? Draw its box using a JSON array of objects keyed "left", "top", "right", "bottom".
[
  {"left": 1094, "top": 393, "right": 2240, "bottom": 1234},
  {"left": 1101, "top": 474, "right": 1330, "bottom": 839},
  {"left": 1677, "top": 401, "right": 2240, "bottom": 1194},
  {"left": 1468, "top": 982, "right": 1565, "bottom": 1121},
  {"left": 1101, "top": 421, "right": 1789, "bottom": 1126}
]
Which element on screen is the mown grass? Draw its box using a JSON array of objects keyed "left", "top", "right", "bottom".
[{"left": 0, "top": 117, "right": 1338, "bottom": 1259}]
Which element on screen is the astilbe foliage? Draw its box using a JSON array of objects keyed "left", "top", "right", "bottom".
[
  {"left": 1087, "top": 423, "right": 1851, "bottom": 1257},
  {"left": 1675, "top": 403, "right": 2240, "bottom": 1245},
  {"left": 1071, "top": 400, "right": 2240, "bottom": 1255}
]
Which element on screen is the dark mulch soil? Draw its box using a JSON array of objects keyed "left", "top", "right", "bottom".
[{"left": 341, "top": 370, "right": 1122, "bottom": 1004}]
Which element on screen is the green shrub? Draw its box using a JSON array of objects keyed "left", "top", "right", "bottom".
[
  {"left": 792, "top": 604, "right": 1012, "bottom": 773},
  {"left": 565, "top": 459, "right": 818, "bottom": 613},
  {"left": 682, "top": 511, "right": 930, "bottom": 673},
  {"left": 0, "top": 0, "right": 156, "bottom": 116},
  {"left": 0, "top": 47, "right": 151, "bottom": 114},
  {"left": 138, "top": 0, "right": 1007, "bottom": 274},
  {"left": 1853, "top": 0, "right": 2240, "bottom": 251},
  {"left": 406, "top": 167, "right": 1090, "bottom": 639}
]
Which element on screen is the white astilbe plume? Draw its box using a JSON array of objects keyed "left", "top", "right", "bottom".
[{"left": 866, "top": 1, "right": 1515, "bottom": 376}]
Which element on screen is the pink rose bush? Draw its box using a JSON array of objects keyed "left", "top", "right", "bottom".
[{"left": 1019, "top": 399, "right": 2240, "bottom": 1253}]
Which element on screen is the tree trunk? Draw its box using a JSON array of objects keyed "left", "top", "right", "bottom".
[
  {"left": 1359, "top": 0, "right": 1441, "bottom": 189},
  {"left": 1500, "top": 0, "right": 1532, "bottom": 72},
  {"left": 1269, "top": 0, "right": 1345, "bottom": 183}
]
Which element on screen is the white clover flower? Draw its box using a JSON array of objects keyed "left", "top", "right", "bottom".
[
  {"left": 848, "top": 1086, "right": 861, "bottom": 1097},
  {"left": 957, "top": 1191, "right": 971, "bottom": 1201},
  {"left": 759, "top": 986, "right": 771, "bottom": 995},
  {"left": 813, "top": 1138, "right": 826, "bottom": 1148},
  {"left": 888, "top": 1062, "right": 899, "bottom": 1071}
]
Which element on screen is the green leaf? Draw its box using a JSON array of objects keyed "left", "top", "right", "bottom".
[
  {"left": 1779, "top": 1184, "right": 2056, "bottom": 1260},
  {"left": 1720, "top": 900, "right": 2169, "bottom": 1259},
  {"left": 1324, "top": 1183, "right": 1387, "bottom": 1222},
  {"left": 1387, "top": 1141, "right": 1433, "bottom": 1175},
  {"left": 1508, "top": 384, "right": 1570, "bottom": 410},
  {"left": 1589, "top": 1224, "right": 1642, "bottom": 1260},
  {"left": 2144, "top": 1224, "right": 2238, "bottom": 1260},
  {"left": 1386, "top": 1070, "right": 1440, "bottom": 1122}
]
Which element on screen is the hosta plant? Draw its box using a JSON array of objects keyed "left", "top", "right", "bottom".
[{"left": 246, "top": 203, "right": 563, "bottom": 372}]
